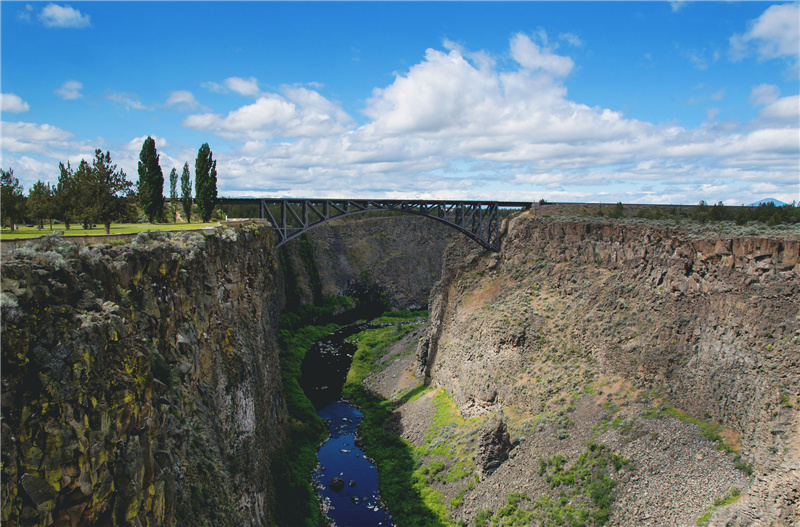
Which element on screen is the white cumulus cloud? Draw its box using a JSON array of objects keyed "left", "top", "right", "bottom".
[
  {"left": 165, "top": 90, "right": 202, "bottom": 111},
  {"left": 1, "top": 121, "right": 74, "bottom": 154},
  {"left": 201, "top": 77, "right": 262, "bottom": 97},
  {"left": 16, "top": 4, "right": 33, "bottom": 22},
  {"left": 757, "top": 95, "right": 800, "bottom": 124},
  {"left": 180, "top": 34, "right": 797, "bottom": 204},
  {"left": 730, "top": 3, "right": 799, "bottom": 76},
  {"left": 127, "top": 135, "right": 168, "bottom": 151},
  {"left": 226, "top": 77, "right": 261, "bottom": 97},
  {"left": 670, "top": 2, "right": 686, "bottom": 13},
  {"left": 1, "top": 93, "right": 30, "bottom": 113},
  {"left": 510, "top": 33, "right": 574, "bottom": 77},
  {"left": 559, "top": 33, "right": 584, "bottom": 47},
  {"left": 183, "top": 86, "right": 352, "bottom": 141},
  {"left": 38, "top": 3, "right": 91, "bottom": 28},
  {"left": 55, "top": 80, "right": 83, "bottom": 100}
]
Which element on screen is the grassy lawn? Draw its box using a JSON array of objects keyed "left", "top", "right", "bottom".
[{"left": 0, "top": 222, "right": 219, "bottom": 239}]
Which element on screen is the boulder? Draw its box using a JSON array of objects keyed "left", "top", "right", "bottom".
[
  {"left": 329, "top": 477, "right": 345, "bottom": 492},
  {"left": 476, "top": 411, "right": 512, "bottom": 480}
]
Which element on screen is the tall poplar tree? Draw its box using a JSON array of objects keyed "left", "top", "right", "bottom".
[
  {"left": 169, "top": 167, "right": 179, "bottom": 223},
  {"left": 180, "top": 162, "right": 192, "bottom": 223},
  {"left": 194, "top": 143, "right": 217, "bottom": 222},
  {"left": 137, "top": 136, "right": 164, "bottom": 222}
]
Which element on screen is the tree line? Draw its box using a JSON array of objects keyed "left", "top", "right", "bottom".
[
  {"left": 1, "top": 138, "right": 218, "bottom": 234},
  {"left": 626, "top": 200, "right": 800, "bottom": 226}
]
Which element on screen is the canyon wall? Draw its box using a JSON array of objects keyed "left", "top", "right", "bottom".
[
  {"left": 280, "top": 214, "right": 457, "bottom": 308},
  {"left": 418, "top": 212, "right": 799, "bottom": 523},
  {"left": 1, "top": 224, "right": 284, "bottom": 527}
]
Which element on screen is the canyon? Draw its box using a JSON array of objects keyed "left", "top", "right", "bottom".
[
  {"left": 2, "top": 210, "right": 798, "bottom": 526},
  {"left": 411, "top": 211, "right": 799, "bottom": 526}
]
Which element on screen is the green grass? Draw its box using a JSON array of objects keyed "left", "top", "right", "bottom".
[
  {"left": 345, "top": 324, "right": 419, "bottom": 380},
  {"left": 696, "top": 487, "right": 741, "bottom": 525},
  {"left": 696, "top": 511, "right": 712, "bottom": 526},
  {"left": 373, "top": 309, "right": 428, "bottom": 324},
  {"left": 1, "top": 221, "right": 218, "bottom": 239},
  {"left": 476, "top": 443, "right": 630, "bottom": 527},
  {"left": 341, "top": 313, "right": 449, "bottom": 527},
  {"left": 713, "top": 487, "right": 741, "bottom": 507}
]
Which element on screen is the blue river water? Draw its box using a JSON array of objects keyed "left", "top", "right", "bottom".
[
  {"left": 312, "top": 401, "right": 393, "bottom": 526},
  {"left": 300, "top": 324, "right": 394, "bottom": 526}
]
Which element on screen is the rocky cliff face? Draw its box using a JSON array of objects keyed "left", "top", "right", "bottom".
[
  {"left": 1, "top": 224, "right": 284, "bottom": 527},
  {"left": 418, "top": 212, "right": 799, "bottom": 525},
  {"left": 280, "top": 215, "right": 457, "bottom": 308}
]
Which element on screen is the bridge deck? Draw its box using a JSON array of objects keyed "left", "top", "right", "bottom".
[{"left": 216, "top": 198, "right": 532, "bottom": 251}]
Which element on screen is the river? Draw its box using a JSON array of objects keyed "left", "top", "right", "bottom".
[{"left": 300, "top": 324, "right": 394, "bottom": 527}]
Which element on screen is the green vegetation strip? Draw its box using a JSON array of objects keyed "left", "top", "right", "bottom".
[
  {"left": 271, "top": 322, "right": 338, "bottom": 527},
  {"left": 342, "top": 314, "right": 450, "bottom": 527},
  {"left": 1, "top": 222, "right": 219, "bottom": 239},
  {"left": 696, "top": 487, "right": 741, "bottom": 526},
  {"left": 414, "top": 389, "right": 481, "bottom": 519},
  {"left": 270, "top": 304, "right": 426, "bottom": 526}
]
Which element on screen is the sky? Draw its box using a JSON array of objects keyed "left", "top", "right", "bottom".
[{"left": 1, "top": 1, "right": 798, "bottom": 205}]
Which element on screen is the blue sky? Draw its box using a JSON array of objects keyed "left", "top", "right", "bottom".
[{"left": 2, "top": 1, "right": 798, "bottom": 205}]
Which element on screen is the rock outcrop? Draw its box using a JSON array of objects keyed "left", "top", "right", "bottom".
[
  {"left": 2, "top": 225, "right": 284, "bottom": 526},
  {"left": 417, "top": 212, "right": 800, "bottom": 525},
  {"left": 476, "top": 411, "right": 512, "bottom": 480}
]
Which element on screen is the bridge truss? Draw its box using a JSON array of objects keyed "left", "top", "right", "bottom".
[{"left": 216, "top": 198, "right": 531, "bottom": 252}]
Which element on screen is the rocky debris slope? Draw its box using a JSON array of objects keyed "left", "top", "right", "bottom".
[
  {"left": 416, "top": 213, "right": 799, "bottom": 525},
  {"left": 367, "top": 331, "right": 754, "bottom": 526},
  {"left": 2, "top": 225, "right": 285, "bottom": 527}
]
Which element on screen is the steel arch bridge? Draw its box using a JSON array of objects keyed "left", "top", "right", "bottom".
[{"left": 216, "top": 198, "right": 532, "bottom": 252}]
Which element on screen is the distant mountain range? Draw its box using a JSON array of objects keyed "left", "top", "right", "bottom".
[{"left": 746, "top": 198, "right": 789, "bottom": 207}]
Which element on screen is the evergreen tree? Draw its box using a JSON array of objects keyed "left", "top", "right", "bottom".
[
  {"left": 27, "top": 180, "right": 53, "bottom": 230},
  {"left": 137, "top": 136, "right": 165, "bottom": 223},
  {"left": 54, "top": 162, "right": 78, "bottom": 229},
  {"left": 77, "top": 149, "right": 134, "bottom": 234},
  {"left": 169, "top": 167, "right": 179, "bottom": 223},
  {"left": 608, "top": 201, "right": 625, "bottom": 219},
  {"left": 195, "top": 143, "right": 218, "bottom": 222},
  {"left": 73, "top": 160, "right": 94, "bottom": 229},
  {"left": 180, "top": 162, "right": 192, "bottom": 223},
  {"left": 1, "top": 168, "right": 25, "bottom": 231}
]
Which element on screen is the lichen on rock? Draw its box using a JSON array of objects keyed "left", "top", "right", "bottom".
[{"left": 1, "top": 224, "right": 285, "bottom": 527}]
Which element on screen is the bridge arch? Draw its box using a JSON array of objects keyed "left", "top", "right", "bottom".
[{"left": 216, "top": 198, "right": 531, "bottom": 252}]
